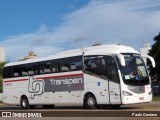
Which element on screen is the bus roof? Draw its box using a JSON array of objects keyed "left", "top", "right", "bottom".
[{"left": 5, "top": 44, "right": 139, "bottom": 67}]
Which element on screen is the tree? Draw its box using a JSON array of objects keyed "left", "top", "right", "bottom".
[
  {"left": 0, "top": 62, "right": 5, "bottom": 75},
  {"left": 148, "top": 33, "right": 160, "bottom": 83},
  {"left": 0, "top": 62, "right": 6, "bottom": 93}
]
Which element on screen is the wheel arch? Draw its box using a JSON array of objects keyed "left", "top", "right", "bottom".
[
  {"left": 20, "top": 94, "right": 28, "bottom": 99},
  {"left": 20, "top": 95, "right": 29, "bottom": 103},
  {"left": 83, "top": 92, "right": 97, "bottom": 102}
]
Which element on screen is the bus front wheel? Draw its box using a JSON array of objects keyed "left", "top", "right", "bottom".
[
  {"left": 84, "top": 94, "right": 97, "bottom": 109},
  {"left": 20, "top": 97, "right": 29, "bottom": 109}
]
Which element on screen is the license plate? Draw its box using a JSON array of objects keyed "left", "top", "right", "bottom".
[{"left": 139, "top": 97, "right": 144, "bottom": 100}]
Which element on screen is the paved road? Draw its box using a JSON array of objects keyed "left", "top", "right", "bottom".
[
  {"left": 0, "top": 101, "right": 159, "bottom": 111},
  {"left": 0, "top": 102, "right": 159, "bottom": 119}
]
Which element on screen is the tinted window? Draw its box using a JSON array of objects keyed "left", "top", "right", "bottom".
[
  {"left": 21, "top": 63, "right": 38, "bottom": 76},
  {"left": 39, "top": 60, "right": 58, "bottom": 74},
  {"left": 11, "top": 65, "right": 21, "bottom": 77},
  {"left": 84, "top": 56, "right": 108, "bottom": 79},
  {"left": 84, "top": 55, "right": 119, "bottom": 82},
  {"left": 60, "top": 56, "right": 82, "bottom": 72},
  {"left": 106, "top": 56, "right": 119, "bottom": 83},
  {"left": 3, "top": 56, "right": 82, "bottom": 78},
  {"left": 120, "top": 53, "right": 149, "bottom": 86},
  {"left": 3, "top": 67, "right": 10, "bottom": 78}
]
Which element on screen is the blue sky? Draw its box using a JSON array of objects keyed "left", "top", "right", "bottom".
[
  {"left": 0, "top": 0, "right": 160, "bottom": 61},
  {"left": 0, "top": 0, "right": 89, "bottom": 40}
]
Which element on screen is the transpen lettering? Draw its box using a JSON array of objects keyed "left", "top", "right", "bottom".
[{"left": 50, "top": 78, "right": 83, "bottom": 87}]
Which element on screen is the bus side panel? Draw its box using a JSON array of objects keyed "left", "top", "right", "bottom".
[
  {"left": 3, "top": 78, "right": 26, "bottom": 105},
  {"left": 3, "top": 77, "right": 50, "bottom": 105},
  {"left": 28, "top": 93, "right": 49, "bottom": 105},
  {"left": 59, "top": 91, "right": 82, "bottom": 104},
  {"left": 83, "top": 74, "right": 109, "bottom": 105},
  {"left": 48, "top": 92, "right": 60, "bottom": 104},
  {"left": 3, "top": 88, "right": 19, "bottom": 105}
]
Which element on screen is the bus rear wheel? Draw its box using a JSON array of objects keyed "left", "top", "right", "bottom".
[
  {"left": 20, "top": 97, "right": 29, "bottom": 109},
  {"left": 84, "top": 94, "right": 97, "bottom": 109}
]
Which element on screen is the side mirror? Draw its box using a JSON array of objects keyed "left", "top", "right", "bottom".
[
  {"left": 141, "top": 55, "right": 155, "bottom": 68},
  {"left": 117, "top": 54, "right": 125, "bottom": 66}
]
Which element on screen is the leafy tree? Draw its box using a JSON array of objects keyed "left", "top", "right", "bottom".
[
  {"left": 148, "top": 33, "right": 160, "bottom": 83},
  {"left": 0, "top": 62, "right": 6, "bottom": 93},
  {"left": 0, "top": 62, "right": 5, "bottom": 74}
]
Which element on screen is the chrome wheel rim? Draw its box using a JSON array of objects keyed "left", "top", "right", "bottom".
[
  {"left": 88, "top": 97, "right": 95, "bottom": 106},
  {"left": 22, "top": 99, "right": 27, "bottom": 108}
]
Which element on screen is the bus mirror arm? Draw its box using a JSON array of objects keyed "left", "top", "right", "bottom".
[
  {"left": 117, "top": 54, "right": 126, "bottom": 67},
  {"left": 141, "top": 55, "right": 155, "bottom": 68}
]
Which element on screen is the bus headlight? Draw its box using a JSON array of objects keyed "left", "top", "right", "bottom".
[
  {"left": 122, "top": 90, "right": 133, "bottom": 96},
  {"left": 148, "top": 90, "right": 152, "bottom": 95}
]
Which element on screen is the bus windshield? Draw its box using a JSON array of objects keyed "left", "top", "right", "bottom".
[{"left": 120, "top": 53, "right": 149, "bottom": 86}]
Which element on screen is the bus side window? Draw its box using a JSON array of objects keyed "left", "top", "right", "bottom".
[
  {"left": 14, "top": 72, "right": 19, "bottom": 77},
  {"left": 44, "top": 61, "right": 52, "bottom": 74},
  {"left": 75, "top": 61, "right": 82, "bottom": 70},
  {"left": 38, "top": 62, "right": 51, "bottom": 74},
  {"left": 12, "top": 66, "right": 21, "bottom": 77},
  {"left": 84, "top": 56, "right": 108, "bottom": 79},
  {"left": 51, "top": 67, "right": 57, "bottom": 73},
  {"left": 40, "top": 69, "right": 44, "bottom": 74},
  {"left": 60, "top": 56, "right": 82, "bottom": 72},
  {"left": 49, "top": 60, "right": 59, "bottom": 73},
  {"left": 22, "top": 71, "right": 28, "bottom": 76},
  {"left": 30, "top": 63, "right": 39, "bottom": 75},
  {"left": 106, "top": 56, "right": 119, "bottom": 83},
  {"left": 61, "top": 65, "right": 69, "bottom": 72},
  {"left": 70, "top": 64, "right": 76, "bottom": 71},
  {"left": 51, "top": 65, "right": 58, "bottom": 73},
  {"left": 60, "top": 58, "right": 70, "bottom": 72},
  {"left": 3, "top": 67, "right": 10, "bottom": 78},
  {"left": 39, "top": 66, "right": 44, "bottom": 74},
  {"left": 28, "top": 71, "right": 34, "bottom": 75},
  {"left": 44, "top": 68, "right": 51, "bottom": 73},
  {"left": 21, "top": 63, "right": 37, "bottom": 76}
]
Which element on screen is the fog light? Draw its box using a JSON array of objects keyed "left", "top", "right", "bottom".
[
  {"left": 122, "top": 90, "right": 133, "bottom": 96},
  {"left": 148, "top": 90, "right": 152, "bottom": 95}
]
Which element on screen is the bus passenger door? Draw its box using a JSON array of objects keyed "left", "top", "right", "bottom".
[{"left": 106, "top": 56, "right": 121, "bottom": 105}]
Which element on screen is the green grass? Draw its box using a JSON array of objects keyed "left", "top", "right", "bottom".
[{"left": 153, "top": 96, "right": 160, "bottom": 101}]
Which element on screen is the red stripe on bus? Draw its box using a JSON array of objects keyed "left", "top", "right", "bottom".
[
  {"left": 36, "top": 73, "right": 83, "bottom": 80},
  {"left": 4, "top": 73, "right": 83, "bottom": 82},
  {"left": 4, "top": 79, "right": 28, "bottom": 83}
]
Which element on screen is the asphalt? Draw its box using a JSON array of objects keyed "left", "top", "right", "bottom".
[{"left": 0, "top": 102, "right": 159, "bottom": 119}]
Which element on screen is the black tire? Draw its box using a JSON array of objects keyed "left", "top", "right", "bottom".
[
  {"left": 20, "top": 97, "right": 30, "bottom": 109},
  {"left": 84, "top": 94, "right": 97, "bottom": 109}
]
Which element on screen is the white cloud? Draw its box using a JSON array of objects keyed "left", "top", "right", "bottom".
[
  {"left": 1, "top": 0, "right": 160, "bottom": 61},
  {"left": 37, "top": 24, "right": 48, "bottom": 33}
]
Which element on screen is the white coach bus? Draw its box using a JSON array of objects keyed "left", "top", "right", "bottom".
[{"left": 2, "top": 44, "right": 155, "bottom": 109}]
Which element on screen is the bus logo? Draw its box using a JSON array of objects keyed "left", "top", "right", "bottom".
[{"left": 28, "top": 76, "right": 45, "bottom": 99}]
